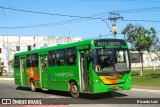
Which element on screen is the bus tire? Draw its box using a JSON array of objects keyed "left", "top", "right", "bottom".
[
  {"left": 70, "top": 82, "right": 79, "bottom": 98},
  {"left": 30, "top": 79, "right": 36, "bottom": 92}
]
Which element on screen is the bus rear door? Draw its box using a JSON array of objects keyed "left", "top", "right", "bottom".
[
  {"left": 39, "top": 54, "right": 48, "bottom": 89},
  {"left": 20, "top": 56, "right": 26, "bottom": 86}
]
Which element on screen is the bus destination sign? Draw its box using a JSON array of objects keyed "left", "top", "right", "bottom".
[{"left": 94, "top": 39, "right": 126, "bottom": 46}]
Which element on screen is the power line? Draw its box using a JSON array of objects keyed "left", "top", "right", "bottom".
[
  {"left": 0, "top": 5, "right": 109, "bottom": 29},
  {"left": 0, "top": 9, "right": 109, "bottom": 29},
  {"left": 102, "top": 20, "right": 112, "bottom": 33},
  {"left": 119, "top": 6, "right": 160, "bottom": 13},
  {"left": 99, "top": 0, "right": 160, "bottom": 2},
  {"left": 99, "top": 6, "right": 160, "bottom": 16},
  {"left": 123, "top": 19, "right": 160, "bottom": 22},
  {"left": 0, "top": 6, "right": 103, "bottom": 20},
  {"left": 0, "top": 12, "right": 39, "bottom": 24},
  {"left": 0, "top": 18, "right": 160, "bottom": 29},
  {"left": 0, "top": 6, "right": 109, "bottom": 29},
  {"left": 1, "top": 5, "right": 160, "bottom": 23},
  {"left": 1, "top": 5, "right": 160, "bottom": 20},
  {"left": 0, "top": 15, "right": 105, "bottom": 29},
  {"left": 0, "top": 5, "right": 160, "bottom": 30}
]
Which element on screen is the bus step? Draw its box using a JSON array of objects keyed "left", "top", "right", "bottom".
[{"left": 42, "top": 88, "right": 48, "bottom": 91}]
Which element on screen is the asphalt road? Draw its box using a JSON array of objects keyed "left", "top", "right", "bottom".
[{"left": 0, "top": 79, "right": 160, "bottom": 107}]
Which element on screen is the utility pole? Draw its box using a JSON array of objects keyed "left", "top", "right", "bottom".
[
  {"left": 99, "top": 34, "right": 102, "bottom": 38},
  {"left": 1, "top": 7, "right": 10, "bottom": 73},
  {"left": 33, "top": 36, "right": 36, "bottom": 49},
  {"left": 108, "top": 12, "right": 123, "bottom": 39},
  {"left": 67, "top": 29, "right": 72, "bottom": 43},
  {"left": 69, "top": 29, "right": 70, "bottom": 37}
]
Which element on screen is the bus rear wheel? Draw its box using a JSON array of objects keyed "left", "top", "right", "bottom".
[
  {"left": 30, "top": 79, "right": 36, "bottom": 92},
  {"left": 70, "top": 82, "right": 79, "bottom": 98}
]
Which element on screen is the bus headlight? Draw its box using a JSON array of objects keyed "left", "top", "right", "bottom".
[
  {"left": 95, "top": 79, "right": 98, "bottom": 82},
  {"left": 127, "top": 77, "right": 131, "bottom": 81}
]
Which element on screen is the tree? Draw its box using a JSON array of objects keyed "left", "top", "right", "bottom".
[
  {"left": 122, "top": 23, "right": 157, "bottom": 76},
  {"left": 151, "top": 36, "right": 160, "bottom": 60},
  {"left": 149, "top": 35, "right": 160, "bottom": 69}
]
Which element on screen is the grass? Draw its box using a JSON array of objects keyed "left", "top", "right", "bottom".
[{"left": 132, "top": 70, "right": 160, "bottom": 87}]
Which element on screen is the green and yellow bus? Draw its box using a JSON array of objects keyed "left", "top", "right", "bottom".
[{"left": 14, "top": 38, "right": 132, "bottom": 97}]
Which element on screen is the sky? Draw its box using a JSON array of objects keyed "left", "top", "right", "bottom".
[{"left": 0, "top": 0, "right": 160, "bottom": 39}]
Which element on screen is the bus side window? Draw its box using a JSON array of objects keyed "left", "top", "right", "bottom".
[
  {"left": 56, "top": 49, "right": 65, "bottom": 66},
  {"left": 48, "top": 51, "right": 56, "bottom": 66},
  {"left": 66, "top": 48, "right": 76, "bottom": 66},
  {"left": 14, "top": 56, "right": 20, "bottom": 68},
  {"left": 26, "top": 55, "right": 32, "bottom": 67},
  {"left": 32, "top": 53, "right": 38, "bottom": 67}
]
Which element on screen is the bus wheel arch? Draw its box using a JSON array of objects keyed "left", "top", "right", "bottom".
[
  {"left": 69, "top": 80, "right": 80, "bottom": 98},
  {"left": 30, "top": 78, "right": 36, "bottom": 92}
]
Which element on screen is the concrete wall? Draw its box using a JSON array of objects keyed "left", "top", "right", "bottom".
[{"left": 131, "top": 51, "right": 160, "bottom": 67}]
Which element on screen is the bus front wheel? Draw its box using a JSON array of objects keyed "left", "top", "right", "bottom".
[
  {"left": 70, "top": 82, "right": 79, "bottom": 98},
  {"left": 30, "top": 79, "right": 36, "bottom": 92}
]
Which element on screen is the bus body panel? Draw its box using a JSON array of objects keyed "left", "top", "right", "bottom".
[{"left": 14, "top": 68, "right": 21, "bottom": 86}]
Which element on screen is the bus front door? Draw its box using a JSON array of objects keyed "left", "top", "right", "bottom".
[
  {"left": 40, "top": 55, "right": 48, "bottom": 88},
  {"left": 80, "top": 50, "right": 91, "bottom": 92},
  {"left": 20, "top": 57, "right": 26, "bottom": 86}
]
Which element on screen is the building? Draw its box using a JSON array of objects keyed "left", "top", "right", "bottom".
[
  {"left": 130, "top": 51, "right": 160, "bottom": 68},
  {"left": 0, "top": 35, "right": 83, "bottom": 72}
]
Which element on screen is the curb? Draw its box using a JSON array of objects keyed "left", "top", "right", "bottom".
[
  {"left": 132, "top": 88, "right": 160, "bottom": 93},
  {"left": 0, "top": 78, "right": 14, "bottom": 80}
]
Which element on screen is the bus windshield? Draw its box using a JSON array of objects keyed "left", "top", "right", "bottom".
[{"left": 92, "top": 48, "right": 130, "bottom": 73}]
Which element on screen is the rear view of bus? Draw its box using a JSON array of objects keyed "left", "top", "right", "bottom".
[{"left": 79, "top": 39, "right": 132, "bottom": 96}]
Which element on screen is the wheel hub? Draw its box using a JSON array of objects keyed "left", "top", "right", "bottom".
[{"left": 72, "top": 85, "right": 78, "bottom": 94}]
